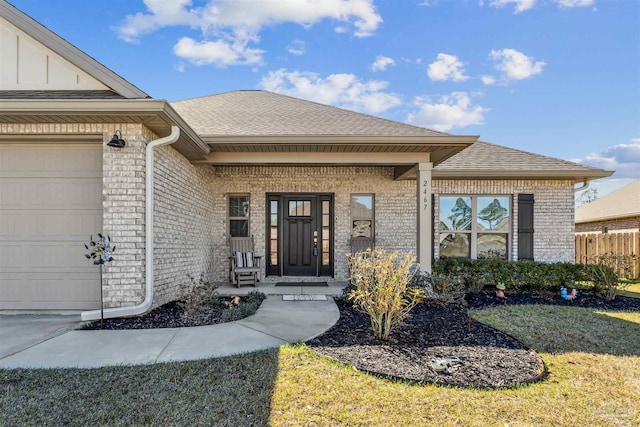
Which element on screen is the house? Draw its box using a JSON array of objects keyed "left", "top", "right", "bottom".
[
  {"left": 0, "top": 2, "right": 612, "bottom": 318},
  {"left": 575, "top": 180, "right": 640, "bottom": 234}
]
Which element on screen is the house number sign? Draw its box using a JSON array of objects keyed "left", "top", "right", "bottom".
[{"left": 421, "top": 179, "right": 429, "bottom": 211}]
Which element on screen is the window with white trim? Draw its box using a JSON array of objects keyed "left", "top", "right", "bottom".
[
  {"left": 439, "top": 196, "right": 510, "bottom": 260},
  {"left": 228, "top": 194, "right": 250, "bottom": 237}
]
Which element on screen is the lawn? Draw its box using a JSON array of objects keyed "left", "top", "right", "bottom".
[
  {"left": 618, "top": 279, "right": 640, "bottom": 299},
  {"left": 1, "top": 305, "right": 639, "bottom": 426}
]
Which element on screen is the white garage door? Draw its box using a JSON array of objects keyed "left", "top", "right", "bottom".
[{"left": 0, "top": 143, "right": 103, "bottom": 310}]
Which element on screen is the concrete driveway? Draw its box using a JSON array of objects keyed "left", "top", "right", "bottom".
[{"left": 0, "top": 314, "right": 80, "bottom": 359}]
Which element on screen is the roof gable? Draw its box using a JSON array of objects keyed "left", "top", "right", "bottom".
[
  {"left": 171, "top": 90, "right": 448, "bottom": 137},
  {"left": 0, "top": 2, "right": 148, "bottom": 98},
  {"left": 575, "top": 180, "right": 640, "bottom": 223}
]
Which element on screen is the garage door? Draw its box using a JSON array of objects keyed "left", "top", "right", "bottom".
[{"left": 0, "top": 143, "right": 103, "bottom": 310}]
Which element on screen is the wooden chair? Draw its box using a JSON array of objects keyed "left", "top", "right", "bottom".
[{"left": 229, "top": 236, "right": 262, "bottom": 287}]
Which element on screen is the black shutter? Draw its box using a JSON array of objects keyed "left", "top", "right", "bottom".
[{"left": 518, "top": 194, "right": 534, "bottom": 260}]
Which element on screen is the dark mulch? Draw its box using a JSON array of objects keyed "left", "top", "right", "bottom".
[
  {"left": 465, "top": 290, "right": 640, "bottom": 311},
  {"left": 82, "top": 299, "right": 227, "bottom": 330},
  {"left": 308, "top": 299, "right": 545, "bottom": 388}
]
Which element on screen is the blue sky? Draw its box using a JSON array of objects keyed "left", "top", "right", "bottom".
[{"left": 11, "top": 0, "right": 639, "bottom": 197}]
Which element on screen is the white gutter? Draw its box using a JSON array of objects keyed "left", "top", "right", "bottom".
[
  {"left": 81, "top": 126, "right": 180, "bottom": 321},
  {"left": 574, "top": 180, "right": 590, "bottom": 193}
]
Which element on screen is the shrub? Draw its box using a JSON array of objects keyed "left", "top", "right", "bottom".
[
  {"left": 221, "top": 291, "right": 266, "bottom": 322},
  {"left": 432, "top": 259, "right": 588, "bottom": 293},
  {"left": 584, "top": 253, "right": 637, "bottom": 301},
  {"left": 180, "top": 273, "right": 219, "bottom": 318},
  {"left": 425, "top": 273, "right": 465, "bottom": 304},
  {"left": 347, "top": 248, "right": 424, "bottom": 340}
]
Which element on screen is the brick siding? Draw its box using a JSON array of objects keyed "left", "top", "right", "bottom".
[
  {"left": 433, "top": 179, "right": 575, "bottom": 263},
  {"left": 576, "top": 216, "right": 640, "bottom": 234}
]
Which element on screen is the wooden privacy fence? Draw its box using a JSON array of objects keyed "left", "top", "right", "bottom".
[{"left": 575, "top": 232, "right": 640, "bottom": 278}]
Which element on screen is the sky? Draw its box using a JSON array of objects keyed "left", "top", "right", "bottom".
[{"left": 9, "top": 0, "right": 640, "bottom": 198}]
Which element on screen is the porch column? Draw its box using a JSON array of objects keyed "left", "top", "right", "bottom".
[{"left": 417, "top": 162, "right": 433, "bottom": 273}]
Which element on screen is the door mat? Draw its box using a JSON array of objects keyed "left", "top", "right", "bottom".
[
  {"left": 275, "top": 282, "right": 329, "bottom": 287},
  {"left": 282, "top": 295, "right": 328, "bottom": 301}
]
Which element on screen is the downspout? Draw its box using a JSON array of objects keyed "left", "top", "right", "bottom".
[
  {"left": 574, "top": 180, "right": 590, "bottom": 193},
  {"left": 81, "top": 126, "right": 180, "bottom": 321}
]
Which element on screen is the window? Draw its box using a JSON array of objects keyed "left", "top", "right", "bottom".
[
  {"left": 229, "top": 195, "right": 249, "bottom": 237},
  {"left": 439, "top": 196, "right": 510, "bottom": 260},
  {"left": 350, "top": 194, "right": 374, "bottom": 238}
]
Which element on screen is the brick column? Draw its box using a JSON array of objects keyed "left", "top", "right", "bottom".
[{"left": 417, "top": 162, "right": 433, "bottom": 272}]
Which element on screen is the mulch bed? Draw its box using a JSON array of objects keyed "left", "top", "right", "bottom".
[
  {"left": 465, "top": 290, "right": 640, "bottom": 311},
  {"left": 308, "top": 291, "right": 640, "bottom": 388},
  {"left": 82, "top": 299, "right": 227, "bottom": 330},
  {"left": 308, "top": 299, "right": 545, "bottom": 388}
]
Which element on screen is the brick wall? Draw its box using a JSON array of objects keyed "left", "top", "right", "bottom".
[
  {"left": 576, "top": 216, "right": 640, "bottom": 234},
  {"left": 210, "top": 166, "right": 417, "bottom": 283},
  {"left": 153, "top": 145, "right": 216, "bottom": 306},
  {"left": 433, "top": 179, "right": 575, "bottom": 263},
  {"left": 0, "top": 123, "right": 153, "bottom": 308}
]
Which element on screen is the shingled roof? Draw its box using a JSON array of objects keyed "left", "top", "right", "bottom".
[
  {"left": 434, "top": 140, "right": 612, "bottom": 180},
  {"left": 171, "top": 90, "right": 447, "bottom": 137},
  {"left": 575, "top": 180, "right": 640, "bottom": 223}
]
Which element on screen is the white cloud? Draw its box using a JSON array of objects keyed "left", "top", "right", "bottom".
[
  {"left": 259, "top": 69, "right": 402, "bottom": 114},
  {"left": 484, "top": 0, "right": 595, "bottom": 13},
  {"left": 371, "top": 55, "right": 396, "bottom": 72},
  {"left": 480, "top": 75, "right": 496, "bottom": 85},
  {"left": 406, "top": 92, "right": 489, "bottom": 131},
  {"left": 489, "top": 48, "right": 545, "bottom": 81},
  {"left": 488, "top": 0, "right": 537, "bottom": 13},
  {"left": 553, "top": 0, "right": 594, "bottom": 8},
  {"left": 173, "top": 37, "right": 264, "bottom": 66},
  {"left": 427, "top": 53, "right": 469, "bottom": 82},
  {"left": 118, "top": 0, "right": 381, "bottom": 66},
  {"left": 287, "top": 40, "right": 306, "bottom": 56},
  {"left": 570, "top": 138, "right": 640, "bottom": 179}
]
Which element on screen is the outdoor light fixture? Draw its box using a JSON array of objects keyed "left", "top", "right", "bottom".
[{"left": 107, "top": 130, "right": 126, "bottom": 148}]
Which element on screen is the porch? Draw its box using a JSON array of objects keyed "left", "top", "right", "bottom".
[{"left": 217, "top": 280, "right": 348, "bottom": 297}]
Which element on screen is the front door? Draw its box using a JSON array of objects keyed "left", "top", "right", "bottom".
[{"left": 267, "top": 194, "right": 333, "bottom": 277}]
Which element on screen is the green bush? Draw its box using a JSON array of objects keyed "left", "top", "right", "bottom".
[
  {"left": 432, "top": 259, "right": 587, "bottom": 293},
  {"left": 347, "top": 248, "right": 425, "bottom": 340},
  {"left": 221, "top": 291, "right": 267, "bottom": 322}
]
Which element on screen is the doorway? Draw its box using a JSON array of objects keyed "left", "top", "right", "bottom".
[{"left": 266, "top": 193, "right": 333, "bottom": 277}]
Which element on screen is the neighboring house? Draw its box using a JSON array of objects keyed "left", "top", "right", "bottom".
[
  {"left": 0, "top": 2, "right": 612, "bottom": 317},
  {"left": 575, "top": 180, "right": 640, "bottom": 234}
]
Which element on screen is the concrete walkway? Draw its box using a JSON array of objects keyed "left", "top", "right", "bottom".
[{"left": 0, "top": 296, "right": 339, "bottom": 369}]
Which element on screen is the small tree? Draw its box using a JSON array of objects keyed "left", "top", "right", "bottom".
[
  {"left": 347, "top": 249, "right": 424, "bottom": 340},
  {"left": 85, "top": 234, "right": 115, "bottom": 323}
]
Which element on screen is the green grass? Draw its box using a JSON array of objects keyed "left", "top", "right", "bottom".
[
  {"left": 617, "top": 279, "right": 640, "bottom": 298},
  {"left": 2, "top": 305, "right": 639, "bottom": 426}
]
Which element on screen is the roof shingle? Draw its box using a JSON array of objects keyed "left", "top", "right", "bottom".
[
  {"left": 575, "top": 180, "right": 640, "bottom": 223},
  {"left": 171, "top": 90, "right": 447, "bottom": 137}
]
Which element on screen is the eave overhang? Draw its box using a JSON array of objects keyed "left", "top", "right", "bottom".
[
  {"left": 432, "top": 168, "right": 614, "bottom": 183},
  {"left": 0, "top": 99, "right": 209, "bottom": 160},
  {"left": 196, "top": 135, "right": 479, "bottom": 174}
]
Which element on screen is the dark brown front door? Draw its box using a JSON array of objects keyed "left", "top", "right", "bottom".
[
  {"left": 283, "top": 196, "right": 317, "bottom": 276},
  {"left": 267, "top": 193, "right": 333, "bottom": 277}
]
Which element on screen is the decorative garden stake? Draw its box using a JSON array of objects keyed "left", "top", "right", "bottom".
[
  {"left": 85, "top": 234, "right": 115, "bottom": 324},
  {"left": 496, "top": 282, "right": 506, "bottom": 299}
]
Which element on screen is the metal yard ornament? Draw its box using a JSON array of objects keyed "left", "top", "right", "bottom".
[{"left": 85, "top": 234, "right": 116, "bottom": 323}]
